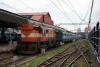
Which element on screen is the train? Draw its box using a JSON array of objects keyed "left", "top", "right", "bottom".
[
  {"left": 88, "top": 0, "right": 100, "bottom": 66},
  {"left": 0, "top": 32, "right": 21, "bottom": 43},
  {"left": 17, "top": 24, "right": 81, "bottom": 54},
  {"left": 16, "top": 13, "right": 82, "bottom": 54}
]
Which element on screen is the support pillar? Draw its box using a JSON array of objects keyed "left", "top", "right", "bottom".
[{"left": 1, "top": 27, "right": 5, "bottom": 40}]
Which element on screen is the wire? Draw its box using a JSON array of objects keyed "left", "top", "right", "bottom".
[
  {"left": 62, "top": 0, "right": 91, "bottom": 28},
  {"left": 78, "top": 0, "right": 92, "bottom": 28},
  {"left": 0, "top": 2, "right": 23, "bottom": 12},
  {"left": 62, "top": 0, "right": 83, "bottom": 28},
  {"left": 62, "top": 0, "right": 82, "bottom": 20},
  {"left": 18, "top": 0, "right": 36, "bottom": 12},
  {"left": 18, "top": 0, "right": 47, "bottom": 16},
  {"left": 62, "top": 0, "right": 83, "bottom": 29},
  {"left": 57, "top": 0, "right": 74, "bottom": 25},
  {"left": 50, "top": 0, "right": 74, "bottom": 25},
  {"left": 68, "top": 0, "right": 82, "bottom": 20},
  {"left": 79, "top": 0, "right": 92, "bottom": 27},
  {"left": 83, "top": 0, "right": 92, "bottom": 20}
]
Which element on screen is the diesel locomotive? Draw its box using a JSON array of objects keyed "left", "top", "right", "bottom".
[{"left": 16, "top": 12, "right": 81, "bottom": 54}]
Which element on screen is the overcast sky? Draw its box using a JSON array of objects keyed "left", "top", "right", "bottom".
[{"left": 0, "top": 0, "right": 92, "bottom": 32}]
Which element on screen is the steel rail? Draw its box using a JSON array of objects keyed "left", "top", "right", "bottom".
[
  {"left": 36, "top": 46, "right": 86, "bottom": 67},
  {"left": 66, "top": 50, "right": 88, "bottom": 67},
  {"left": 75, "top": 41, "right": 91, "bottom": 67}
]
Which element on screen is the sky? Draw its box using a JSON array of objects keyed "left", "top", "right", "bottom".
[{"left": 0, "top": 0, "right": 92, "bottom": 32}]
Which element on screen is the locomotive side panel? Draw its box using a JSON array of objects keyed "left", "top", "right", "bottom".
[
  {"left": 20, "top": 24, "right": 42, "bottom": 42},
  {"left": 17, "top": 24, "right": 42, "bottom": 54}
]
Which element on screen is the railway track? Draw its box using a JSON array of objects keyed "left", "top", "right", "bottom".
[
  {"left": 0, "top": 55, "right": 29, "bottom": 67},
  {"left": 0, "top": 51, "right": 14, "bottom": 59},
  {"left": 0, "top": 43, "right": 72, "bottom": 67},
  {"left": 0, "top": 40, "right": 89, "bottom": 67},
  {"left": 36, "top": 41, "right": 89, "bottom": 67}
]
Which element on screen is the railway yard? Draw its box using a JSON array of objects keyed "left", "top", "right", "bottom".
[
  {"left": 0, "top": 2, "right": 99, "bottom": 66},
  {"left": 0, "top": 39, "right": 92, "bottom": 67},
  {"left": 23, "top": 39, "right": 91, "bottom": 67}
]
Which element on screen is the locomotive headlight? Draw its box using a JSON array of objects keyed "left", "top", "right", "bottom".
[{"left": 24, "top": 24, "right": 28, "bottom": 26}]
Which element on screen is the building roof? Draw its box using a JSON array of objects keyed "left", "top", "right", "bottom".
[
  {"left": 17, "top": 12, "right": 51, "bottom": 17},
  {"left": 17, "top": 12, "right": 52, "bottom": 24},
  {"left": 0, "top": 9, "right": 28, "bottom": 28},
  {"left": 31, "top": 15, "right": 42, "bottom": 21}
]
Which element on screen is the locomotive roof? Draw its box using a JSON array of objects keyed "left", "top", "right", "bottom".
[{"left": 17, "top": 12, "right": 51, "bottom": 18}]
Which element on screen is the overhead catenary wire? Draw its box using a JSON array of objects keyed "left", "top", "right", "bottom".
[
  {"left": 18, "top": 0, "right": 56, "bottom": 19},
  {"left": 79, "top": 0, "right": 92, "bottom": 27},
  {"left": 50, "top": 0, "right": 74, "bottom": 25},
  {"left": 0, "top": 0, "right": 72, "bottom": 32},
  {"left": 62, "top": 0, "right": 83, "bottom": 29},
  {"left": 67, "top": 0, "right": 91, "bottom": 23},
  {"left": 0, "top": 2, "right": 23, "bottom": 13},
  {"left": 83, "top": 0, "right": 92, "bottom": 20},
  {"left": 57, "top": 0, "right": 74, "bottom": 27},
  {"left": 57, "top": 0, "right": 70, "bottom": 20},
  {"left": 0, "top": 0, "right": 40, "bottom": 14},
  {"left": 0, "top": 0, "right": 90, "bottom": 31},
  {"left": 62, "top": 0, "right": 82, "bottom": 20},
  {"left": 62, "top": 0, "right": 91, "bottom": 28},
  {"left": 17, "top": 0, "right": 46, "bottom": 15},
  {"left": 18, "top": 0, "right": 36, "bottom": 12}
]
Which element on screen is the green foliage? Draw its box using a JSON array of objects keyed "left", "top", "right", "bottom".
[
  {"left": 21, "top": 42, "right": 74, "bottom": 67},
  {"left": 21, "top": 39, "right": 88, "bottom": 67}
]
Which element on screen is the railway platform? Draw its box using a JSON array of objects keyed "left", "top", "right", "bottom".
[
  {"left": 0, "top": 41, "right": 17, "bottom": 52},
  {"left": 0, "top": 41, "right": 17, "bottom": 62}
]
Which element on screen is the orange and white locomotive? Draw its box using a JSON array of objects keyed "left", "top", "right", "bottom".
[
  {"left": 17, "top": 12, "right": 56, "bottom": 54},
  {"left": 17, "top": 23, "right": 56, "bottom": 54}
]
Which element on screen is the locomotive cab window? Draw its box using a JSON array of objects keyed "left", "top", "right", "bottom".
[
  {"left": 22, "top": 15, "right": 32, "bottom": 19},
  {"left": 34, "top": 27, "right": 39, "bottom": 30},
  {"left": 46, "top": 30, "right": 48, "bottom": 33},
  {"left": 42, "top": 29, "right": 46, "bottom": 35}
]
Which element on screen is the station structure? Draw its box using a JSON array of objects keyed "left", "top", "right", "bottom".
[{"left": 0, "top": 9, "right": 69, "bottom": 52}]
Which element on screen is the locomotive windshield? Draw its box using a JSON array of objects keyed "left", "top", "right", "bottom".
[{"left": 22, "top": 15, "right": 33, "bottom": 19}]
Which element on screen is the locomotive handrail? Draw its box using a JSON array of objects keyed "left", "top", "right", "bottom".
[{"left": 27, "top": 19, "right": 67, "bottom": 32}]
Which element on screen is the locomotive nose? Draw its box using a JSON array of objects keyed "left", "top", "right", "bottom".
[
  {"left": 30, "top": 46, "right": 35, "bottom": 50},
  {"left": 23, "top": 45, "right": 27, "bottom": 50}
]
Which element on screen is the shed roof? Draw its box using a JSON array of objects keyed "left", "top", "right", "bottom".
[{"left": 17, "top": 12, "right": 51, "bottom": 18}]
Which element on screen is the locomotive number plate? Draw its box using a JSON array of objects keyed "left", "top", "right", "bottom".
[{"left": 26, "top": 34, "right": 28, "bottom": 37}]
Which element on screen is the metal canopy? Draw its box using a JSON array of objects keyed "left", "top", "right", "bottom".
[
  {"left": 0, "top": 21, "right": 18, "bottom": 28},
  {"left": 0, "top": 9, "right": 70, "bottom": 32},
  {"left": 0, "top": 9, "right": 28, "bottom": 25},
  {"left": 28, "top": 20, "right": 67, "bottom": 32}
]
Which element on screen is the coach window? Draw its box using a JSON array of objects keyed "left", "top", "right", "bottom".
[
  {"left": 98, "top": 22, "right": 100, "bottom": 54},
  {"left": 91, "top": 29, "right": 94, "bottom": 43},
  {"left": 46, "top": 30, "right": 48, "bottom": 33},
  {"left": 93, "top": 27, "right": 96, "bottom": 49},
  {"left": 95, "top": 23, "right": 99, "bottom": 53},
  {"left": 34, "top": 27, "right": 38, "bottom": 30},
  {"left": 22, "top": 15, "right": 32, "bottom": 19}
]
